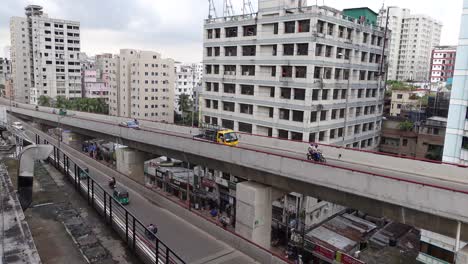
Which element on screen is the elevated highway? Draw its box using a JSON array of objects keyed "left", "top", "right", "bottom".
[{"left": 6, "top": 100, "right": 468, "bottom": 242}]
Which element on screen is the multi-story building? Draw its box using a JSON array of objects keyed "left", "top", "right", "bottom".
[
  {"left": 380, "top": 116, "right": 446, "bottom": 160},
  {"left": 430, "top": 46, "right": 456, "bottom": 83},
  {"left": 0, "top": 58, "right": 11, "bottom": 85},
  {"left": 202, "top": 1, "right": 387, "bottom": 149},
  {"left": 106, "top": 49, "right": 174, "bottom": 123},
  {"left": 174, "top": 62, "right": 203, "bottom": 113},
  {"left": 10, "top": 5, "right": 81, "bottom": 104},
  {"left": 389, "top": 90, "right": 421, "bottom": 117},
  {"left": 95, "top": 53, "right": 120, "bottom": 116},
  {"left": 82, "top": 70, "right": 110, "bottom": 103},
  {"left": 443, "top": 1, "right": 468, "bottom": 165},
  {"left": 378, "top": 7, "right": 442, "bottom": 81}
]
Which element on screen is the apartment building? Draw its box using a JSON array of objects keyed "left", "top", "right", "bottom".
[
  {"left": 174, "top": 62, "right": 203, "bottom": 113},
  {"left": 0, "top": 58, "right": 11, "bottom": 85},
  {"left": 443, "top": 1, "right": 468, "bottom": 165},
  {"left": 378, "top": 7, "right": 442, "bottom": 82},
  {"left": 10, "top": 5, "right": 81, "bottom": 104},
  {"left": 389, "top": 90, "right": 421, "bottom": 117},
  {"left": 95, "top": 53, "right": 120, "bottom": 116},
  {"left": 430, "top": 46, "right": 456, "bottom": 83},
  {"left": 202, "top": 1, "right": 386, "bottom": 148},
  {"left": 104, "top": 49, "right": 174, "bottom": 123},
  {"left": 82, "top": 70, "right": 110, "bottom": 103}
]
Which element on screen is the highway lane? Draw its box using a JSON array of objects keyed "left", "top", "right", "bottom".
[
  {"left": 9, "top": 102, "right": 468, "bottom": 194},
  {"left": 18, "top": 121, "right": 258, "bottom": 264}
]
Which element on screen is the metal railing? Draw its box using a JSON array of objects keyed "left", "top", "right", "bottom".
[{"left": 34, "top": 135, "right": 185, "bottom": 264}]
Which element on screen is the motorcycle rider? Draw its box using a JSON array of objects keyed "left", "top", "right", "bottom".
[{"left": 109, "top": 177, "right": 116, "bottom": 188}]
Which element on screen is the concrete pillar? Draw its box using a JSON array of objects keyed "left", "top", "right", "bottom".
[
  {"left": 235, "top": 181, "right": 284, "bottom": 249},
  {"left": 116, "top": 147, "right": 152, "bottom": 184},
  {"left": 456, "top": 244, "right": 468, "bottom": 264}
]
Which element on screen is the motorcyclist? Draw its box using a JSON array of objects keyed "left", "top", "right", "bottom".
[
  {"left": 109, "top": 177, "right": 116, "bottom": 188},
  {"left": 308, "top": 143, "right": 317, "bottom": 156}
]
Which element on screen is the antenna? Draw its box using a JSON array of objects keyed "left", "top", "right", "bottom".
[
  {"left": 242, "top": 0, "right": 254, "bottom": 15},
  {"left": 223, "top": 0, "right": 234, "bottom": 17},
  {"left": 208, "top": 0, "right": 217, "bottom": 19}
]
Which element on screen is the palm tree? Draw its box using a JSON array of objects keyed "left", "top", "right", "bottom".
[
  {"left": 38, "top": 95, "right": 51, "bottom": 106},
  {"left": 54, "top": 96, "right": 67, "bottom": 109}
]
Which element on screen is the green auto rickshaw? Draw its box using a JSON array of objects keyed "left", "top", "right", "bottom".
[{"left": 113, "top": 188, "right": 129, "bottom": 205}]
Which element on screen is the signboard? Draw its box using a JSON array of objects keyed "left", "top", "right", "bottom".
[
  {"left": 214, "top": 177, "right": 229, "bottom": 187},
  {"left": 202, "top": 178, "right": 216, "bottom": 188},
  {"left": 313, "top": 244, "right": 335, "bottom": 260},
  {"left": 336, "top": 252, "right": 365, "bottom": 264}
]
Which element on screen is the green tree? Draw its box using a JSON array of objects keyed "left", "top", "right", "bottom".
[
  {"left": 54, "top": 96, "right": 68, "bottom": 109},
  {"left": 38, "top": 95, "right": 51, "bottom": 106},
  {"left": 398, "top": 120, "right": 414, "bottom": 131},
  {"left": 177, "top": 94, "right": 195, "bottom": 125}
]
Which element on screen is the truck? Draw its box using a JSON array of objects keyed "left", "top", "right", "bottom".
[{"left": 194, "top": 123, "right": 239, "bottom": 146}]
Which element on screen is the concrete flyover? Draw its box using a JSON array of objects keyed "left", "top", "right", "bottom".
[{"left": 6, "top": 101, "right": 468, "bottom": 242}]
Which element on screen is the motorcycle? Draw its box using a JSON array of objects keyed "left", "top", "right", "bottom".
[
  {"left": 306, "top": 150, "right": 326, "bottom": 163},
  {"left": 108, "top": 179, "right": 116, "bottom": 189}
]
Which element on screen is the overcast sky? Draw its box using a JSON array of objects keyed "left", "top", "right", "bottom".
[{"left": 0, "top": 0, "right": 463, "bottom": 63}]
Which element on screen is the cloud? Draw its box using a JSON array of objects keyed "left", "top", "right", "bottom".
[{"left": 0, "top": 0, "right": 463, "bottom": 62}]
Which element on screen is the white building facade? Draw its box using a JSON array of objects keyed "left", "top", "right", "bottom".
[
  {"left": 443, "top": 1, "right": 468, "bottom": 165},
  {"left": 105, "top": 49, "right": 175, "bottom": 123},
  {"left": 0, "top": 58, "right": 11, "bottom": 86},
  {"left": 82, "top": 70, "right": 110, "bottom": 103},
  {"left": 10, "top": 5, "right": 82, "bottom": 104},
  {"left": 378, "top": 7, "right": 442, "bottom": 82},
  {"left": 202, "top": 1, "right": 386, "bottom": 148},
  {"left": 174, "top": 62, "right": 203, "bottom": 114}
]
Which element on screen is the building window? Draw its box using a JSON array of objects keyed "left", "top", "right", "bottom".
[
  {"left": 223, "top": 83, "right": 235, "bottom": 94},
  {"left": 242, "top": 45, "right": 256, "bottom": 56},
  {"left": 280, "top": 87, "right": 291, "bottom": 99},
  {"left": 298, "top": 20, "right": 310, "bottom": 32},
  {"left": 239, "top": 104, "right": 253, "bottom": 114},
  {"left": 223, "top": 101, "right": 235, "bottom": 112},
  {"left": 319, "top": 131, "right": 326, "bottom": 141},
  {"left": 312, "top": 90, "right": 319, "bottom": 101},
  {"left": 292, "top": 110, "right": 304, "bottom": 122},
  {"left": 463, "top": 137, "right": 468, "bottom": 150},
  {"left": 225, "top": 46, "right": 237, "bottom": 56},
  {"left": 283, "top": 44, "right": 294, "bottom": 56},
  {"left": 279, "top": 109, "right": 290, "bottom": 120},
  {"left": 243, "top": 25, "right": 257, "bottom": 36},
  {"left": 282, "top": 66, "right": 293, "bottom": 78},
  {"left": 241, "top": 65, "right": 255, "bottom": 76},
  {"left": 322, "top": 89, "right": 329, "bottom": 100},
  {"left": 222, "top": 119, "right": 234, "bottom": 129},
  {"left": 317, "top": 20, "right": 325, "bottom": 33},
  {"left": 397, "top": 94, "right": 403, "bottom": 99},
  {"left": 241, "top": 85, "right": 254, "bottom": 95},
  {"left": 238, "top": 122, "right": 252, "bottom": 133},
  {"left": 284, "top": 21, "right": 295, "bottom": 33},
  {"left": 224, "top": 65, "right": 236, "bottom": 75},
  {"left": 420, "top": 241, "right": 454, "bottom": 263},
  {"left": 225, "top": 27, "right": 238, "bottom": 37},
  {"left": 297, "top": 43, "right": 308, "bottom": 55},
  {"left": 314, "top": 67, "right": 322, "bottom": 79},
  {"left": 310, "top": 111, "right": 317, "bottom": 122},
  {"left": 294, "top": 88, "right": 305, "bottom": 100},
  {"left": 295, "top": 66, "right": 307, "bottom": 78},
  {"left": 278, "top": 129, "right": 289, "bottom": 139},
  {"left": 320, "top": 110, "right": 327, "bottom": 121}
]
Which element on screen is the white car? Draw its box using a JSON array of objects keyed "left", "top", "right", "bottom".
[{"left": 12, "top": 121, "right": 23, "bottom": 130}]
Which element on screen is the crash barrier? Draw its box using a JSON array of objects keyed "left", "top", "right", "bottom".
[{"left": 34, "top": 134, "right": 185, "bottom": 264}]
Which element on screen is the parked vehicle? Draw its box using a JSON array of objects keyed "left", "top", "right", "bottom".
[
  {"left": 113, "top": 188, "right": 129, "bottom": 205},
  {"left": 12, "top": 121, "right": 24, "bottom": 130},
  {"left": 119, "top": 120, "right": 140, "bottom": 129},
  {"left": 194, "top": 123, "right": 239, "bottom": 146}
]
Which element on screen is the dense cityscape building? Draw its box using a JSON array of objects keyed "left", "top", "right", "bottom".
[
  {"left": 202, "top": 1, "right": 387, "bottom": 149},
  {"left": 377, "top": 7, "right": 442, "bottom": 81},
  {"left": 10, "top": 5, "right": 82, "bottom": 104},
  {"left": 174, "top": 62, "right": 203, "bottom": 113},
  {"left": 101, "top": 49, "right": 175, "bottom": 123},
  {"left": 430, "top": 45, "right": 457, "bottom": 83},
  {"left": 443, "top": 2, "right": 468, "bottom": 165},
  {"left": 81, "top": 69, "right": 110, "bottom": 103}
]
